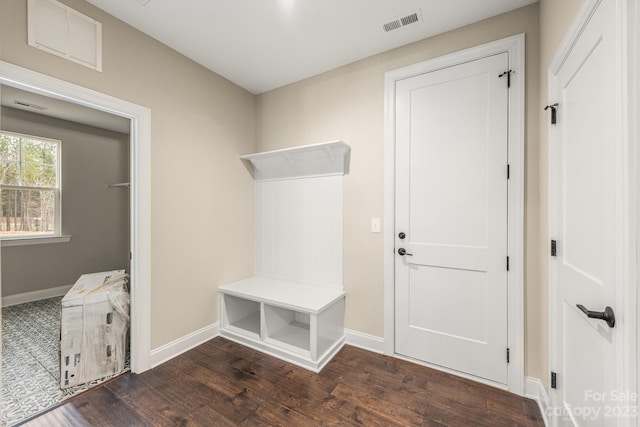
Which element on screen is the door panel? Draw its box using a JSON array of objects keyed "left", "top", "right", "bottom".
[
  {"left": 408, "top": 73, "right": 490, "bottom": 248},
  {"left": 563, "top": 38, "right": 607, "bottom": 283},
  {"left": 395, "top": 52, "right": 509, "bottom": 384},
  {"left": 409, "top": 266, "right": 489, "bottom": 343},
  {"left": 550, "top": 0, "right": 619, "bottom": 425}
]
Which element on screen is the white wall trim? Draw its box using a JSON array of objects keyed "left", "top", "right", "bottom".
[
  {"left": 383, "top": 34, "right": 526, "bottom": 395},
  {"left": 525, "top": 376, "right": 550, "bottom": 427},
  {"left": 344, "top": 329, "right": 385, "bottom": 354},
  {"left": 1, "top": 235, "right": 71, "bottom": 247},
  {"left": 625, "top": 0, "right": 640, "bottom": 418},
  {"left": 150, "top": 322, "right": 219, "bottom": 368},
  {"left": 632, "top": 0, "right": 640, "bottom": 409},
  {"left": 0, "top": 60, "right": 152, "bottom": 373},
  {"left": 1, "top": 284, "right": 72, "bottom": 307}
]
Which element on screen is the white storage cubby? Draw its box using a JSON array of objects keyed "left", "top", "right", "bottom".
[
  {"left": 264, "top": 305, "right": 311, "bottom": 355},
  {"left": 219, "top": 141, "right": 349, "bottom": 372},
  {"left": 222, "top": 294, "right": 261, "bottom": 339},
  {"left": 219, "top": 276, "right": 345, "bottom": 372}
]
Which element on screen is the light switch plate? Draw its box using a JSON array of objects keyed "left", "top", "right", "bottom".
[{"left": 371, "top": 218, "right": 381, "bottom": 233}]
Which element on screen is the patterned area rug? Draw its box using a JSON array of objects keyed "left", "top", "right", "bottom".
[{"left": 1, "top": 297, "right": 129, "bottom": 427}]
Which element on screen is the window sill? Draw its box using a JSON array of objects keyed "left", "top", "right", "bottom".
[{"left": 1, "top": 235, "right": 72, "bottom": 247}]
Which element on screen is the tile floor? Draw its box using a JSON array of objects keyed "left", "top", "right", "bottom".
[{"left": 2, "top": 297, "right": 129, "bottom": 427}]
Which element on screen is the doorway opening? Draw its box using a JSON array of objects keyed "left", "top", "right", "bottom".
[
  {"left": 0, "top": 61, "right": 151, "bottom": 425},
  {"left": 1, "top": 87, "right": 130, "bottom": 424}
]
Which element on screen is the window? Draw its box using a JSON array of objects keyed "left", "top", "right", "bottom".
[{"left": 0, "top": 131, "right": 61, "bottom": 240}]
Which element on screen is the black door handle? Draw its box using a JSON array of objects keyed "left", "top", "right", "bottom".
[
  {"left": 576, "top": 304, "right": 616, "bottom": 328},
  {"left": 398, "top": 248, "right": 413, "bottom": 256}
]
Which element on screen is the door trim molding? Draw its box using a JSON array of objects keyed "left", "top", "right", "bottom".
[
  {"left": 0, "top": 60, "right": 152, "bottom": 373},
  {"left": 383, "top": 34, "right": 526, "bottom": 395},
  {"left": 633, "top": 0, "right": 640, "bottom": 412},
  {"left": 547, "top": 0, "right": 638, "bottom": 422}
]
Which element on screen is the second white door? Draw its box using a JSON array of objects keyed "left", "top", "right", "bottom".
[
  {"left": 549, "top": 0, "right": 622, "bottom": 424},
  {"left": 395, "top": 52, "right": 510, "bottom": 384}
]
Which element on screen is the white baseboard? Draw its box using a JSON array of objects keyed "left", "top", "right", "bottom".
[
  {"left": 149, "top": 325, "right": 378, "bottom": 370},
  {"left": 525, "top": 376, "right": 549, "bottom": 426},
  {"left": 150, "top": 322, "right": 219, "bottom": 368},
  {"left": 344, "top": 329, "right": 385, "bottom": 354},
  {"left": 2, "top": 284, "right": 73, "bottom": 307}
]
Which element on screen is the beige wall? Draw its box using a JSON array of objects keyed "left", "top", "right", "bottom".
[
  {"left": 537, "top": 0, "right": 583, "bottom": 385},
  {"left": 0, "top": 0, "right": 256, "bottom": 348},
  {"left": 1, "top": 107, "right": 130, "bottom": 297},
  {"left": 256, "top": 5, "right": 543, "bottom": 374}
]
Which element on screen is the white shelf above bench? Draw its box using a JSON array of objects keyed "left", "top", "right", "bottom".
[{"left": 240, "top": 140, "right": 350, "bottom": 181}]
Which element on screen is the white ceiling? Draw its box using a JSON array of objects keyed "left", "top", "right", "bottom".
[
  {"left": 1, "top": 85, "right": 131, "bottom": 134},
  {"left": 86, "top": 0, "right": 537, "bottom": 94}
]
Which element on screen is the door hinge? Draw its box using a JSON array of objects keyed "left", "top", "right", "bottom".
[
  {"left": 544, "top": 103, "right": 559, "bottom": 125},
  {"left": 507, "top": 164, "right": 510, "bottom": 179},
  {"left": 551, "top": 240, "right": 557, "bottom": 257},
  {"left": 551, "top": 371, "right": 557, "bottom": 389},
  {"left": 506, "top": 348, "right": 510, "bottom": 363},
  {"left": 499, "top": 69, "right": 514, "bottom": 88},
  {"left": 506, "top": 256, "right": 510, "bottom": 271},
  {"left": 129, "top": 251, "right": 132, "bottom": 260}
]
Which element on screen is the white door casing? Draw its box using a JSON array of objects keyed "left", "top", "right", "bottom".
[
  {"left": 548, "top": 0, "right": 638, "bottom": 425},
  {"left": 394, "top": 52, "right": 509, "bottom": 385},
  {"left": 384, "top": 34, "right": 525, "bottom": 394},
  {"left": 0, "top": 60, "right": 152, "bottom": 374}
]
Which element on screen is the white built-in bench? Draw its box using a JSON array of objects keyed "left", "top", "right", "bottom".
[
  {"left": 219, "top": 276, "right": 345, "bottom": 372},
  {"left": 218, "top": 141, "right": 350, "bottom": 372}
]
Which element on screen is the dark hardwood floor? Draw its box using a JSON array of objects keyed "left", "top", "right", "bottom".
[{"left": 22, "top": 338, "right": 543, "bottom": 426}]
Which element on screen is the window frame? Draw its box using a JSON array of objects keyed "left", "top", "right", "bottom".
[{"left": 0, "top": 130, "right": 63, "bottom": 242}]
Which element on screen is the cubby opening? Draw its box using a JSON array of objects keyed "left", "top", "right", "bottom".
[
  {"left": 265, "top": 304, "right": 311, "bottom": 355},
  {"left": 223, "top": 295, "right": 260, "bottom": 338}
]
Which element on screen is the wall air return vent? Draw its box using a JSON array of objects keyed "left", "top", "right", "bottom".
[
  {"left": 383, "top": 9, "right": 423, "bottom": 33},
  {"left": 27, "top": 0, "right": 102, "bottom": 71}
]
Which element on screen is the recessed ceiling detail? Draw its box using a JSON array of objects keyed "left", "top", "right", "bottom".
[{"left": 383, "top": 10, "right": 423, "bottom": 32}]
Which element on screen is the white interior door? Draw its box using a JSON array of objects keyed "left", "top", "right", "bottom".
[
  {"left": 394, "top": 52, "right": 509, "bottom": 384},
  {"left": 549, "top": 0, "right": 622, "bottom": 425}
]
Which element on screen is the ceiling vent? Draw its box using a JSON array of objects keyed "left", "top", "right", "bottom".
[
  {"left": 383, "top": 9, "right": 423, "bottom": 33},
  {"left": 13, "top": 100, "right": 48, "bottom": 111}
]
